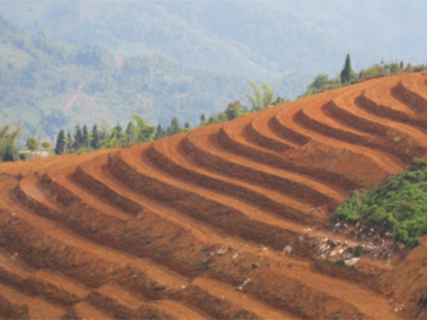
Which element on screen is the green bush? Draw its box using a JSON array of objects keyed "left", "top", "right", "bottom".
[{"left": 333, "top": 158, "right": 427, "bottom": 248}]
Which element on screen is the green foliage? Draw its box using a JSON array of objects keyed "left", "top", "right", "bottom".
[
  {"left": 56, "top": 114, "right": 155, "bottom": 152},
  {"left": 361, "top": 61, "right": 426, "bottom": 81},
  {"left": 132, "top": 114, "right": 155, "bottom": 143},
  {"left": 167, "top": 116, "right": 184, "bottom": 136},
  {"left": 333, "top": 257, "right": 346, "bottom": 266},
  {"left": 197, "top": 83, "right": 283, "bottom": 128},
  {"left": 26, "top": 137, "right": 38, "bottom": 151},
  {"left": 333, "top": 158, "right": 427, "bottom": 248},
  {"left": 272, "top": 96, "right": 289, "bottom": 106},
  {"left": 0, "top": 125, "right": 22, "bottom": 162},
  {"left": 340, "top": 54, "right": 355, "bottom": 85},
  {"left": 82, "top": 125, "right": 89, "bottom": 148},
  {"left": 55, "top": 129, "right": 65, "bottom": 155},
  {"left": 73, "top": 125, "right": 83, "bottom": 150},
  {"left": 244, "top": 81, "right": 275, "bottom": 111},
  {"left": 224, "top": 100, "right": 249, "bottom": 121},
  {"left": 41, "top": 141, "right": 52, "bottom": 153},
  {"left": 2, "top": 142, "right": 18, "bottom": 162},
  {"left": 299, "top": 73, "right": 341, "bottom": 98},
  {"left": 301, "top": 57, "right": 427, "bottom": 99},
  {"left": 91, "top": 124, "right": 99, "bottom": 149},
  {"left": 362, "top": 64, "right": 388, "bottom": 80},
  {"left": 155, "top": 124, "right": 166, "bottom": 140}
]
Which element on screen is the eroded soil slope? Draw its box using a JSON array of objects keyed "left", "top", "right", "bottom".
[{"left": 2, "top": 73, "right": 427, "bottom": 319}]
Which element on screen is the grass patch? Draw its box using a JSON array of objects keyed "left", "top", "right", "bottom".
[
  {"left": 333, "top": 158, "right": 427, "bottom": 248},
  {"left": 333, "top": 257, "right": 346, "bottom": 266}
]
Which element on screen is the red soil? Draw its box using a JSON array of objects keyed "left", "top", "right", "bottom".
[{"left": 2, "top": 72, "right": 427, "bottom": 319}]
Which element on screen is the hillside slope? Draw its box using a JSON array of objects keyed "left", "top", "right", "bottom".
[{"left": 1, "top": 73, "right": 427, "bottom": 319}]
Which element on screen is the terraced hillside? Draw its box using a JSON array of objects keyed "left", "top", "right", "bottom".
[{"left": 2, "top": 72, "right": 427, "bottom": 319}]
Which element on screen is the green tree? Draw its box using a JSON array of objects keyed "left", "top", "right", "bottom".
[
  {"left": 73, "top": 125, "right": 83, "bottom": 150},
  {"left": 2, "top": 142, "right": 19, "bottom": 162},
  {"left": 340, "top": 54, "right": 354, "bottom": 84},
  {"left": 132, "top": 114, "right": 155, "bottom": 142},
  {"left": 272, "top": 96, "right": 289, "bottom": 106},
  {"left": 99, "top": 120, "right": 111, "bottom": 147},
  {"left": 125, "top": 121, "right": 136, "bottom": 144},
  {"left": 155, "top": 124, "right": 166, "bottom": 140},
  {"left": 167, "top": 116, "right": 184, "bottom": 136},
  {"left": 41, "top": 141, "right": 52, "bottom": 154},
  {"left": 55, "top": 129, "right": 66, "bottom": 155},
  {"left": 244, "top": 81, "right": 275, "bottom": 111},
  {"left": 0, "top": 125, "right": 22, "bottom": 162},
  {"left": 113, "top": 124, "right": 123, "bottom": 140},
  {"left": 106, "top": 127, "right": 120, "bottom": 148},
  {"left": 299, "top": 73, "right": 341, "bottom": 97},
  {"left": 91, "top": 124, "right": 100, "bottom": 149},
  {"left": 66, "top": 132, "right": 73, "bottom": 153},
  {"left": 362, "top": 64, "right": 387, "bottom": 80},
  {"left": 224, "top": 100, "right": 248, "bottom": 120},
  {"left": 107, "top": 124, "right": 124, "bottom": 147},
  {"left": 82, "top": 125, "right": 89, "bottom": 148},
  {"left": 26, "top": 137, "right": 38, "bottom": 152}
]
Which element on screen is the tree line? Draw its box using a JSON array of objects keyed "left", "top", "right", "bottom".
[
  {"left": 2, "top": 54, "right": 425, "bottom": 163},
  {"left": 52, "top": 80, "right": 288, "bottom": 156},
  {"left": 54, "top": 114, "right": 155, "bottom": 155},
  {"left": 300, "top": 54, "right": 427, "bottom": 98}
]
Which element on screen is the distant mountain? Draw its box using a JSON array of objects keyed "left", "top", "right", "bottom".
[
  {"left": 0, "top": 17, "right": 259, "bottom": 142},
  {"left": 2, "top": 1, "right": 425, "bottom": 142},
  {"left": 0, "top": 0, "right": 382, "bottom": 77}
]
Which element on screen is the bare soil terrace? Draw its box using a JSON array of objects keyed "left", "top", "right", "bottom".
[{"left": 2, "top": 73, "right": 427, "bottom": 319}]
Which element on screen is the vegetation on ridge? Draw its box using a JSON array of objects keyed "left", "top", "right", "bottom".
[
  {"left": 300, "top": 54, "right": 427, "bottom": 98},
  {"left": 333, "top": 158, "right": 427, "bottom": 248}
]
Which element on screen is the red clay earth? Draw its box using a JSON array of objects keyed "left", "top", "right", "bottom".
[{"left": 2, "top": 72, "right": 427, "bottom": 319}]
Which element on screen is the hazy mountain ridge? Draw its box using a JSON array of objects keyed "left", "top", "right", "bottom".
[
  {"left": 0, "top": 1, "right": 381, "bottom": 76},
  {"left": 2, "top": 1, "right": 425, "bottom": 142},
  {"left": 0, "top": 17, "right": 258, "bottom": 142}
]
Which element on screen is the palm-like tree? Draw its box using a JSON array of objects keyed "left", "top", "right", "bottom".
[
  {"left": 0, "top": 125, "right": 22, "bottom": 162},
  {"left": 244, "top": 81, "right": 275, "bottom": 111}
]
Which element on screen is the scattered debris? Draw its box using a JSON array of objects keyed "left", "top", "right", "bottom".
[
  {"left": 217, "top": 246, "right": 228, "bottom": 255},
  {"left": 237, "top": 278, "right": 250, "bottom": 291},
  {"left": 344, "top": 257, "right": 361, "bottom": 266},
  {"left": 10, "top": 252, "right": 18, "bottom": 260},
  {"left": 232, "top": 252, "right": 239, "bottom": 260},
  {"left": 283, "top": 245, "right": 292, "bottom": 255},
  {"left": 328, "top": 220, "right": 409, "bottom": 261}
]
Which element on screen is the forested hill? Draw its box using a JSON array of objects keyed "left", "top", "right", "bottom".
[
  {"left": 3, "top": 1, "right": 426, "bottom": 78},
  {"left": 0, "top": 1, "right": 381, "bottom": 76},
  {"left": 0, "top": 17, "right": 258, "bottom": 142}
]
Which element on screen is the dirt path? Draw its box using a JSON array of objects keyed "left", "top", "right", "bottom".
[{"left": 64, "top": 82, "right": 84, "bottom": 110}]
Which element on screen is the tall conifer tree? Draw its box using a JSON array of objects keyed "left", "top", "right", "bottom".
[
  {"left": 82, "top": 125, "right": 89, "bottom": 148},
  {"left": 340, "top": 54, "right": 353, "bottom": 84},
  {"left": 55, "top": 129, "right": 65, "bottom": 155},
  {"left": 73, "top": 125, "right": 83, "bottom": 150},
  {"left": 91, "top": 124, "right": 99, "bottom": 149}
]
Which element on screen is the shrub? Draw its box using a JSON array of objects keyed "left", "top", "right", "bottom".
[{"left": 333, "top": 158, "right": 427, "bottom": 248}]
